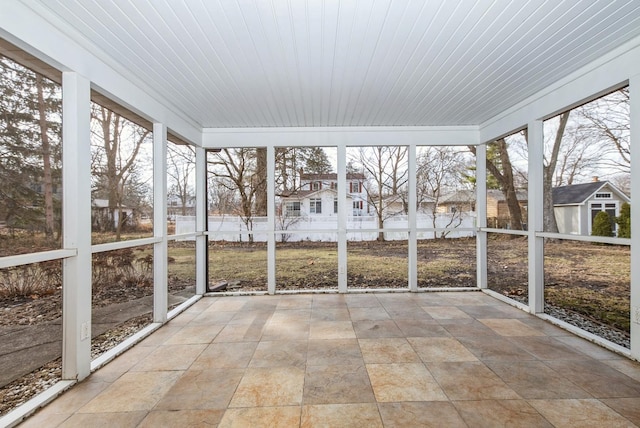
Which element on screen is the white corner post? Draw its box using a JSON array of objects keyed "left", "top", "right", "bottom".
[
  {"left": 527, "top": 120, "right": 545, "bottom": 314},
  {"left": 153, "top": 123, "right": 168, "bottom": 322},
  {"left": 408, "top": 144, "right": 418, "bottom": 291},
  {"left": 337, "top": 143, "right": 348, "bottom": 293},
  {"left": 629, "top": 74, "right": 640, "bottom": 359},
  {"left": 195, "top": 147, "right": 207, "bottom": 295},
  {"left": 267, "top": 146, "right": 276, "bottom": 294},
  {"left": 475, "top": 143, "right": 488, "bottom": 289},
  {"left": 62, "top": 72, "right": 92, "bottom": 381}
]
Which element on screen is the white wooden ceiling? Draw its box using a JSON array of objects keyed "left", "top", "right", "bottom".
[{"left": 24, "top": 0, "right": 640, "bottom": 128}]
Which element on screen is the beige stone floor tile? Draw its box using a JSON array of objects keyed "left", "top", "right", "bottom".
[
  {"left": 454, "top": 400, "right": 553, "bottom": 428},
  {"left": 394, "top": 319, "right": 448, "bottom": 337},
  {"left": 213, "top": 323, "right": 261, "bottom": 342},
  {"left": 89, "top": 345, "right": 157, "bottom": 383},
  {"left": 428, "top": 361, "right": 520, "bottom": 400},
  {"left": 208, "top": 298, "right": 248, "bottom": 312},
  {"left": 58, "top": 411, "right": 147, "bottom": 428},
  {"left": 190, "top": 310, "right": 237, "bottom": 325},
  {"left": 486, "top": 360, "right": 592, "bottom": 399},
  {"left": 228, "top": 310, "right": 271, "bottom": 325},
  {"left": 353, "top": 320, "right": 404, "bottom": 338},
  {"left": 307, "top": 339, "right": 364, "bottom": 366},
  {"left": 345, "top": 294, "right": 382, "bottom": 308},
  {"left": 309, "top": 321, "right": 356, "bottom": 339},
  {"left": 555, "top": 335, "right": 625, "bottom": 359},
  {"left": 276, "top": 296, "right": 313, "bottom": 309},
  {"left": 385, "top": 306, "right": 432, "bottom": 320},
  {"left": 358, "top": 338, "right": 421, "bottom": 363},
  {"left": 164, "top": 323, "right": 224, "bottom": 345},
  {"left": 408, "top": 337, "right": 478, "bottom": 362},
  {"left": 154, "top": 369, "right": 244, "bottom": 410},
  {"left": 311, "top": 307, "right": 351, "bottom": 321},
  {"left": 229, "top": 366, "right": 305, "bottom": 407},
  {"left": 603, "top": 359, "right": 640, "bottom": 382},
  {"left": 457, "top": 335, "right": 535, "bottom": 361},
  {"left": 165, "top": 310, "right": 199, "bottom": 325},
  {"left": 348, "top": 306, "right": 390, "bottom": 321},
  {"left": 18, "top": 411, "right": 71, "bottom": 428},
  {"left": 137, "top": 324, "right": 182, "bottom": 346},
  {"left": 312, "top": 294, "right": 348, "bottom": 308},
  {"left": 32, "top": 378, "right": 111, "bottom": 416},
  {"left": 439, "top": 319, "right": 498, "bottom": 337},
  {"left": 303, "top": 364, "right": 375, "bottom": 404},
  {"left": 301, "top": 403, "right": 383, "bottom": 428},
  {"left": 529, "top": 399, "right": 636, "bottom": 427},
  {"left": 138, "top": 409, "right": 225, "bottom": 428},
  {"left": 602, "top": 397, "right": 640, "bottom": 426},
  {"left": 509, "top": 336, "right": 588, "bottom": 360},
  {"left": 268, "top": 309, "right": 311, "bottom": 324},
  {"left": 261, "top": 319, "right": 310, "bottom": 340},
  {"left": 249, "top": 340, "right": 308, "bottom": 368},
  {"left": 517, "top": 317, "right": 571, "bottom": 336},
  {"left": 130, "top": 344, "right": 206, "bottom": 372},
  {"left": 544, "top": 359, "right": 640, "bottom": 398},
  {"left": 190, "top": 341, "right": 257, "bottom": 370},
  {"left": 479, "top": 318, "right": 546, "bottom": 336},
  {"left": 378, "top": 401, "right": 466, "bottom": 428},
  {"left": 422, "top": 306, "right": 471, "bottom": 319},
  {"left": 219, "top": 406, "right": 301, "bottom": 428},
  {"left": 366, "top": 363, "right": 447, "bottom": 402},
  {"left": 78, "top": 371, "right": 182, "bottom": 413}
]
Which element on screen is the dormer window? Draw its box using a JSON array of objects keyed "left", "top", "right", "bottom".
[
  {"left": 350, "top": 181, "right": 361, "bottom": 193},
  {"left": 312, "top": 181, "right": 321, "bottom": 191},
  {"left": 595, "top": 192, "right": 612, "bottom": 199}
]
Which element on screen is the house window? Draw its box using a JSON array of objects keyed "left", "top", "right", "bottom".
[
  {"left": 353, "top": 201, "right": 363, "bottom": 210},
  {"left": 334, "top": 198, "right": 338, "bottom": 213},
  {"left": 331, "top": 182, "right": 337, "bottom": 190},
  {"left": 312, "top": 181, "right": 321, "bottom": 191},
  {"left": 310, "top": 198, "right": 322, "bottom": 214},
  {"left": 350, "top": 181, "right": 361, "bottom": 193},
  {"left": 285, "top": 201, "right": 301, "bottom": 217},
  {"left": 595, "top": 192, "right": 612, "bottom": 199}
]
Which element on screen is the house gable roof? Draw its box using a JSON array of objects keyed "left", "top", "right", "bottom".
[
  {"left": 301, "top": 173, "right": 366, "bottom": 181},
  {"left": 552, "top": 181, "right": 629, "bottom": 205}
]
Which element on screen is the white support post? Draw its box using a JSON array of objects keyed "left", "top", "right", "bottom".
[
  {"left": 527, "top": 120, "right": 545, "bottom": 314},
  {"left": 153, "top": 123, "right": 168, "bottom": 322},
  {"left": 475, "top": 143, "right": 488, "bottom": 289},
  {"left": 62, "top": 72, "right": 91, "bottom": 381},
  {"left": 195, "top": 147, "right": 207, "bottom": 295},
  {"left": 408, "top": 144, "right": 418, "bottom": 291},
  {"left": 267, "top": 146, "right": 276, "bottom": 294},
  {"left": 629, "top": 75, "right": 640, "bottom": 359},
  {"left": 337, "top": 144, "right": 348, "bottom": 293}
]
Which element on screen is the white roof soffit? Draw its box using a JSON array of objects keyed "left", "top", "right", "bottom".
[{"left": 20, "top": 0, "right": 640, "bottom": 130}]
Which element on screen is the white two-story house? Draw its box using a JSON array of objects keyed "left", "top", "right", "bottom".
[{"left": 280, "top": 172, "right": 368, "bottom": 217}]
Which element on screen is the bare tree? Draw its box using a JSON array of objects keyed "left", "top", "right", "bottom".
[
  {"left": 543, "top": 112, "right": 570, "bottom": 233},
  {"left": 351, "top": 147, "right": 408, "bottom": 241},
  {"left": 167, "top": 143, "right": 195, "bottom": 216},
  {"left": 91, "top": 104, "right": 151, "bottom": 240}
]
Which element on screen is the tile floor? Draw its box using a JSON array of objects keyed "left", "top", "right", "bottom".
[{"left": 20, "top": 292, "right": 640, "bottom": 427}]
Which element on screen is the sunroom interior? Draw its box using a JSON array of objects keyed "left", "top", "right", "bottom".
[{"left": 2, "top": 0, "right": 640, "bottom": 426}]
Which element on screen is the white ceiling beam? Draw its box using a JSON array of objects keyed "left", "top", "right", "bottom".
[{"left": 202, "top": 126, "right": 479, "bottom": 148}]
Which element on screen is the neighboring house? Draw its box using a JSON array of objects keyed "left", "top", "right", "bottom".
[
  {"left": 486, "top": 189, "right": 528, "bottom": 229},
  {"left": 378, "top": 193, "right": 436, "bottom": 217},
  {"left": 280, "top": 173, "right": 368, "bottom": 217},
  {"left": 436, "top": 190, "right": 476, "bottom": 215},
  {"left": 553, "top": 180, "right": 630, "bottom": 236},
  {"left": 91, "top": 198, "right": 135, "bottom": 229},
  {"left": 168, "top": 194, "right": 196, "bottom": 219}
]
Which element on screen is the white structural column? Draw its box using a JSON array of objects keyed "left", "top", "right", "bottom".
[
  {"left": 267, "top": 146, "right": 276, "bottom": 294},
  {"left": 527, "top": 120, "right": 545, "bottom": 314},
  {"left": 630, "top": 75, "right": 640, "bottom": 359},
  {"left": 153, "top": 123, "right": 168, "bottom": 322},
  {"left": 337, "top": 144, "right": 348, "bottom": 292},
  {"left": 408, "top": 144, "right": 418, "bottom": 291},
  {"left": 195, "top": 147, "right": 207, "bottom": 295},
  {"left": 475, "top": 143, "right": 488, "bottom": 289},
  {"left": 61, "top": 72, "right": 92, "bottom": 381}
]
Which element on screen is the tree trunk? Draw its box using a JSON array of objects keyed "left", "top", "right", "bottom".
[
  {"left": 543, "top": 112, "right": 570, "bottom": 233},
  {"left": 36, "top": 75, "right": 55, "bottom": 239},
  {"left": 496, "top": 139, "right": 523, "bottom": 230},
  {"left": 254, "top": 148, "right": 267, "bottom": 216}
]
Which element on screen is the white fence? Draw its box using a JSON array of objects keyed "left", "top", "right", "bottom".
[{"left": 175, "top": 213, "right": 476, "bottom": 242}]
